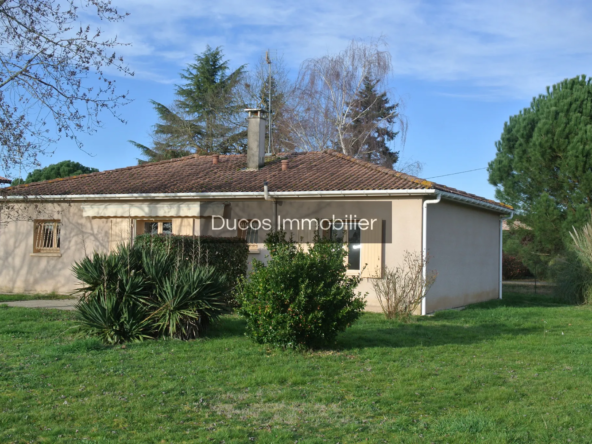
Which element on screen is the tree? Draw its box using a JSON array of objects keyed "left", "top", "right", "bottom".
[
  {"left": 241, "top": 53, "right": 296, "bottom": 153},
  {"left": 348, "top": 76, "right": 400, "bottom": 167},
  {"left": 288, "top": 39, "right": 404, "bottom": 165},
  {"left": 0, "top": 0, "right": 132, "bottom": 176},
  {"left": 11, "top": 160, "right": 98, "bottom": 185},
  {"left": 488, "top": 75, "right": 592, "bottom": 275},
  {"left": 133, "top": 46, "right": 246, "bottom": 163}
]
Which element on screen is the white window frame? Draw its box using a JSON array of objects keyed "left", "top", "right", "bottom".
[
  {"left": 137, "top": 220, "right": 173, "bottom": 236},
  {"left": 324, "top": 220, "right": 362, "bottom": 273},
  {"left": 237, "top": 219, "right": 260, "bottom": 252}
]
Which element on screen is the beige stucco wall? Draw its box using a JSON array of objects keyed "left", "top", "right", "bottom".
[
  {"left": 199, "top": 197, "right": 424, "bottom": 312},
  {"left": 0, "top": 197, "right": 424, "bottom": 312},
  {"left": 0, "top": 202, "right": 110, "bottom": 294},
  {"left": 425, "top": 200, "right": 501, "bottom": 313}
]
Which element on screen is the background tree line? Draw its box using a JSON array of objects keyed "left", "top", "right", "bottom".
[{"left": 132, "top": 40, "right": 406, "bottom": 169}]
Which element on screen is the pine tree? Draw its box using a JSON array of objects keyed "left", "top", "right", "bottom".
[
  {"left": 348, "top": 77, "right": 400, "bottom": 167},
  {"left": 132, "top": 46, "right": 246, "bottom": 163},
  {"left": 11, "top": 160, "right": 98, "bottom": 185},
  {"left": 488, "top": 75, "right": 592, "bottom": 276}
]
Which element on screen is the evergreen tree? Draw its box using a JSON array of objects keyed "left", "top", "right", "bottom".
[
  {"left": 488, "top": 75, "right": 592, "bottom": 276},
  {"left": 348, "top": 77, "right": 400, "bottom": 167},
  {"left": 132, "top": 46, "right": 246, "bottom": 163},
  {"left": 11, "top": 160, "right": 98, "bottom": 185}
]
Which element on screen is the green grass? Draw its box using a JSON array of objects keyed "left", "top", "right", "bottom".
[
  {"left": 1, "top": 292, "right": 591, "bottom": 443},
  {"left": 0, "top": 293, "right": 75, "bottom": 302}
]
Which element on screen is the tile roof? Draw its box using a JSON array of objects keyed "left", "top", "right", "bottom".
[
  {"left": 1, "top": 151, "right": 511, "bottom": 211},
  {"left": 0, "top": 176, "right": 11, "bottom": 184}
]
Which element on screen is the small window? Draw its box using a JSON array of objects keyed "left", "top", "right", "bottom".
[
  {"left": 325, "top": 221, "right": 362, "bottom": 270},
  {"left": 139, "top": 220, "right": 172, "bottom": 236},
  {"left": 34, "top": 220, "right": 61, "bottom": 253},
  {"left": 238, "top": 219, "right": 259, "bottom": 244}
]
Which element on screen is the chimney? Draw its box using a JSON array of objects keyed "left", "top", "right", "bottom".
[
  {"left": 281, "top": 159, "right": 289, "bottom": 171},
  {"left": 245, "top": 108, "right": 267, "bottom": 170},
  {"left": 212, "top": 154, "right": 219, "bottom": 165}
]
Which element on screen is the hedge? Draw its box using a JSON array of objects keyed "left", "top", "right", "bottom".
[{"left": 135, "top": 234, "right": 249, "bottom": 290}]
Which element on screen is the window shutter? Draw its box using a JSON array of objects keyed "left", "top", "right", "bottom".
[
  {"left": 109, "top": 219, "right": 132, "bottom": 252},
  {"left": 360, "top": 219, "right": 383, "bottom": 278},
  {"left": 172, "top": 219, "right": 194, "bottom": 235}
]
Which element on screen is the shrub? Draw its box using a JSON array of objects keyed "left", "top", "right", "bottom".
[
  {"left": 72, "top": 244, "right": 229, "bottom": 343},
  {"left": 74, "top": 292, "right": 152, "bottom": 345},
  {"left": 147, "top": 266, "right": 229, "bottom": 340},
  {"left": 134, "top": 234, "right": 248, "bottom": 291},
  {"left": 235, "top": 232, "right": 366, "bottom": 349},
  {"left": 502, "top": 253, "right": 533, "bottom": 280},
  {"left": 550, "top": 251, "right": 591, "bottom": 304},
  {"left": 371, "top": 251, "right": 437, "bottom": 321}
]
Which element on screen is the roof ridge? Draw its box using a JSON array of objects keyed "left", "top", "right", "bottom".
[
  {"left": 3, "top": 154, "right": 241, "bottom": 191},
  {"left": 320, "top": 150, "right": 434, "bottom": 189}
]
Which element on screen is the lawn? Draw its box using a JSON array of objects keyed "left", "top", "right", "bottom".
[
  {"left": 1, "top": 292, "right": 591, "bottom": 443},
  {"left": 0, "top": 293, "right": 75, "bottom": 302}
]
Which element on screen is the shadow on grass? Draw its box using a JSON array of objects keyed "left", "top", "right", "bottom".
[
  {"left": 469, "top": 292, "right": 573, "bottom": 309},
  {"left": 336, "top": 293, "right": 570, "bottom": 350},
  {"left": 206, "top": 315, "right": 247, "bottom": 339},
  {"left": 336, "top": 322, "right": 537, "bottom": 350}
]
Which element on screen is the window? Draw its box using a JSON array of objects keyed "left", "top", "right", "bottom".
[
  {"left": 325, "top": 221, "right": 362, "bottom": 270},
  {"left": 238, "top": 219, "right": 259, "bottom": 246},
  {"left": 33, "top": 220, "right": 61, "bottom": 253},
  {"left": 138, "top": 220, "right": 172, "bottom": 236}
]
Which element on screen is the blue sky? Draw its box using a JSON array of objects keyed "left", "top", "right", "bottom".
[{"left": 27, "top": 0, "right": 592, "bottom": 200}]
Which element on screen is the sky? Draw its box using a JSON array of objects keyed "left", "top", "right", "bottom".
[{"left": 25, "top": 0, "right": 592, "bottom": 200}]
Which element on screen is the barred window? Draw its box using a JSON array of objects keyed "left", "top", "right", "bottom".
[
  {"left": 238, "top": 219, "right": 259, "bottom": 244},
  {"left": 33, "top": 220, "right": 61, "bottom": 253}
]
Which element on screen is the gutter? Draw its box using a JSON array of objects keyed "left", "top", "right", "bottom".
[
  {"left": 1, "top": 189, "right": 437, "bottom": 201},
  {"left": 499, "top": 212, "right": 514, "bottom": 299},
  {"left": 1, "top": 188, "right": 512, "bottom": 214},
  {"left": 421, "top": 193, "right": 442, "bottom": 315},
  {"left": 436, "top": 190, "right": 512, "bottom": 214}
]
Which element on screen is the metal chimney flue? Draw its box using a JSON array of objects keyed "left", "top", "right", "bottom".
[{"left": 245, "top": 108, "right": 267, "bottom": 170}]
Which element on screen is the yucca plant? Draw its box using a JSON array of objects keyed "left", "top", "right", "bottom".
[
  {"left": 147, "top": 266, "right": 228, "bottom": 340},
  {"left": 72, "top": 244, "right": 144, "bottom": 301},
  {"left": 75, "top": 294, "right": 152, "bottom": 344}
]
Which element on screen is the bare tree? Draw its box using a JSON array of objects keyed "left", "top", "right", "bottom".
[
  {"left": 371, "top": 251, "right": 437, "bottom": 321},
  {"left": 0, "top": 0, "right": 133, "bottom": 176},
  {"left": 288, "top": 39, "right": 405, "bottom": 164},
  {"left": 240, "top": 52, "right": 297, "bottom": 153}
]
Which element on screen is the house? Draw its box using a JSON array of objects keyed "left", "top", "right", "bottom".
[
  {"left": 0, "top": 176, "right": 11, "bottom": 185},
  {"left": 0, "top": 110, "right": 512, "bottom": 314}
]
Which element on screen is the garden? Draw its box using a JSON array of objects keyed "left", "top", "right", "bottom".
[{"left": 2, "top": 229, "right": 592, "bottom": 443}]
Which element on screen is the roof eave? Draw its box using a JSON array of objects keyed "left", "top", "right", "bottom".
[{"left": 1, "top": 189, "right": 437, "bottom": 201}]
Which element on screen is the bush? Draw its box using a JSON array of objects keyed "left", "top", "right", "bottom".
[
  {"left": 134, "top": 234, "right": 248, "bottom": 293},
  {"left": 235, "top": 231, "right": 366, "bottom": 349},
  {"left": 502, "top": 253, "right": 533, "bottom": 280},
  {"left": 371, "top": 251, "right": 437, "bottom": 321},
  {"left": 72, "top": 244, "right": 229, "bottom": 344},
  {"left": 550, "top": 251, "right": 591, "bottom": 304}
]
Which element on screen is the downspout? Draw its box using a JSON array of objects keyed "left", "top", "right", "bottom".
[
  {"left": 422, "top": 193, "right": 442, "bottom": 315},
  {"left": 263, "top": 181, "right": 277, "bottom": 230},
  {"left": 499, "top": 212, "right": 514, "bottom": 299}
]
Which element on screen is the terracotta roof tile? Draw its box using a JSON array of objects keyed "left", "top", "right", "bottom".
[
  {"left": 1, "top": 151, "right": 512, "bottom": 210},
  {"left": 0, "top": 176, "right": 11, "bottom": 184}
]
